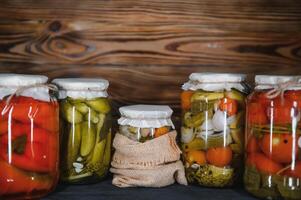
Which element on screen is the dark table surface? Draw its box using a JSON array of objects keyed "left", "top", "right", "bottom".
[{"left": 43, "top": 177, "right": 258, "bottom": 200}]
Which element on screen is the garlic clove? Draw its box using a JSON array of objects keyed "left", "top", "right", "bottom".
[
  {"left": 212, "top": 110, "right": 228, "bottom": 132},
  {"left": 181, "top": 127, "right": 195, "bottom": 144},
  {"left": 73, "top": 162, "right": 84, "bottom": 169}
]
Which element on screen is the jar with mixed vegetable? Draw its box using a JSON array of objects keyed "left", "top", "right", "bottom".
[
  {"left": 181, "top": 73, "right": 248, "bottom": 187},
  {"left": 0, "top": 74, "right": 59, "bottom": 200},
  {"left": 53, "top": 78, "right": 111, "bottom": 184},
  {"left": 118, "top": 105, "right": 175, "bottom": 142},
  {"left": 245, "top": 75, "right": 301, "bottom": 200}
]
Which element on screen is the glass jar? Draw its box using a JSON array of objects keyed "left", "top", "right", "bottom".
[
  {"left": 53, "top": 78, "right": 111, "bottom": 184},
  {"left": 181, "top": 73, "right": 248, "bottom": 187},
  {"left": 118, "top": 105, "right": 175, "bottom": 142},
  {"left": 0, "top": 74, "right": 59, "bottom": 200},
  {"left": 245, "top": 75, "right": 301, "bottom": 200}
]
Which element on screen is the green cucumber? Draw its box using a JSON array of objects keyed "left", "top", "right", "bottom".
[{"left": 80, "top": 122, "right": 96, "bottom": 157}]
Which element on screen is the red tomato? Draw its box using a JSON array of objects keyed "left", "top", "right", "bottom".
[
  {"left": 247, "top": 102, "right": 268, "bottom": 124},
  {"left": 267, "top": 99, "right": 293, "bottom": 125},
  {"left": 282, "top": 161, "right": 301, "bottom": 178},
  {"left": 260, "top": 134, "right": 298, "bottom": 164},
  {"left": 285, "top": 90, "right": 301, "bottom": 109},
  {"left": 247, "top": 136, "right": 260, "bottom": 153},
  {"left": 0, "top": 160, "right": 52, "bottom": 195},
  {"left": 206, "top": 147, "right": 233, "bottom": 167},
  {"left": 219, "top": 97, "right": 238, "bottom": 116},
  {"left": 247, "top": 153, "right": 283, "bottom": 174}
]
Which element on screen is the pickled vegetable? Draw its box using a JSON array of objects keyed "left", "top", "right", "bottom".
[
  {"left": 60, "top": 97, "right": 111, "bottom": 183},
  {"left": 0, "top": 96, "right": 59, "bottom": 199},
  {"left": 245, "top": 89, "right": 301, "bottom": 200},
  {"left": 119, "top": 125, "right": 172, "bottom": 142},
  {"left": 181, "top": 89, "right": 247, "bottom": 187}
]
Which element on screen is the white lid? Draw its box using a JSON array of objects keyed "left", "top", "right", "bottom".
[
  {"left": 189, "top": 73, "right": 246, "bottom": 83},
  {"left": 52, "top": 78, "right": 109, "bottom": 99},
  {"left": 0, "top": 74, "right": 48, "bottom": 86},
  {"left": 0, "top": 74, "right": 50, "bottom": 101},
  {"left": 182, "top": 73, "right": 246, "bottom": 92},
  {"left": 255, "top": 75, "right": 301, "bottom": 90},
  {"left": 118, "top": 104, "right": 175, "bottom": 129}
]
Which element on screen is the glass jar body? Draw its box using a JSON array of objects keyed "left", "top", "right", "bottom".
[
  {"left": 244, "top": 89, "right": 301, "bottom": 200},
  {"left": 181, "top": 88, "right": 246, "bottom": 187},
  {"left": 59, "top": 97, "right": 112, "bottom": 184},
  {"left": 0, "top": 95, "right": 59, "bottom": 200}
]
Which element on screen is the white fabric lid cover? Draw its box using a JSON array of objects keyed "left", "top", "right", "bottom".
[
  {"left": 118, "top": 104, "right": 175, "bottom": 129},
  {"left": 0, "top": 73, "right": 50, "bottom": 101},
  {"left": 52, "top": 78, "right": 109, "bottom": 99},
  {"left": 189, "top": 73, "right": 246, "bottom": 83},
  {"left": 255, "top": 75, "right": 301, "bottom": 90},
  {"left": 0, "top": 73, "right": 48, "bottom": 86},
  {"left": 182, "top": 72, "right": 246, "bottom": 92}
]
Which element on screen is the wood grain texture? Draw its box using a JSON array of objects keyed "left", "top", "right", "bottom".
[{"left": 0, "top": 0, "right": 301, "bottom": 118}]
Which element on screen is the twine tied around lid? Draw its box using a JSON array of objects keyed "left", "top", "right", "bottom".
[{"left": 263, "top": 80, "right": 301, "bottom": 99}]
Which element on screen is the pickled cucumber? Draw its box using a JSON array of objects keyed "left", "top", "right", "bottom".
[
  {"left": 61, "top": 101, "right": 83, "bottom": 124},
  {"left": 80, "top": 121, "right": 96, "bottom": 157},
  {"left": 184, "top": 112, "right": 204, "bottom": 128},
  {"left": 86, "top": 98, "right": 110, "bottom": 114},
  {"left": 85, "top": 109, "right": 99, "bottom": 124},
  {"left": 226, "top": 89, "right": 246, "bottom": 102},
  {"left": 191, "top": 91, "right": 224, "bottom": 102},
  {"left": 74, "top": 102, "right": 90, "bottom": 114},
  {"left": 67, "top": 124, "right": 82, "bottom": 169}
]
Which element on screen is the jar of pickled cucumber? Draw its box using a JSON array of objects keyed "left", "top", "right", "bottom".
[
  {"left": 181, "top": 73, "right": 248, "bottom": 187},
  {"left": 245, "top": 75, "right": 301, "bottom": 200},
  {"left": 0, "top": 74, "right": 59, "bottom": 200},
  {"left": 52, "top": 78, "right": 112, "bottom": 184},
  {"left": 118, "top": 105, "right": 175, "bottom": 142}
]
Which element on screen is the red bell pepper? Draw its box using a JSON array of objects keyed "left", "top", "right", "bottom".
[
  {"left": 0, "top": 96, "right": 59, "bottom": 133},
  {"left": 0, "top": 160, "right": 53, "bottom": 195},
  {"left": 0, "top": 123, "right": 58, "bottom": 173}
]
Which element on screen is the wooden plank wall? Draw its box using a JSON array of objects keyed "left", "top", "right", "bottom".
[{"left": 0, "top": 0, "right": 300, "bottom": 119}]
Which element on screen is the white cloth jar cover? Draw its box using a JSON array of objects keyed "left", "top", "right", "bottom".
[
  {"left": 0, "top": 73, "right": 51, "bottom": 102},
  {"left": 255, "top": 75, "right": 301, "bottom": 90},
  {"left": 118, "top": 104, "right": 175, "bottom": 129},
  {"left": 182, "top": 72, "right": 247, "bottom": 92},
  {"left": 52, "top": 78, "right": 109, "bottom": 99}
]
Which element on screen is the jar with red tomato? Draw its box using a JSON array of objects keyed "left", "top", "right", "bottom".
[
  {"left": 52, "top": 78, "right": 112, "bottom": 184},
  {"left": 181, "top": 73, "right": 249, "bottom": 187},
  {"left": 0, "top": 74, "right": 59, "bottom": 200},
  {"left": 245, "top": 75, "right": 301, "bottom": 200}
]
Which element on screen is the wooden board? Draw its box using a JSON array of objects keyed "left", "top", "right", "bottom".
[{"left": 0, "top": 0, "right": 301, "bottom": 117}]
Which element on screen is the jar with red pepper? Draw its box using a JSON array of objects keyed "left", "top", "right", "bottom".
[
  {"left": 245, "top": 75, "right": 301, "bottom": 200},
  {"left": 53, "top": 78, "right": 112, "bottom": 184},
  {"left": 0, "top": 74, "right": 59, "bottom": 200}
]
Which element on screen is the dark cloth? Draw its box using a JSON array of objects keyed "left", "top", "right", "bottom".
[{"left": 43, "top": 177, "right": 257, "bottom": 200}]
